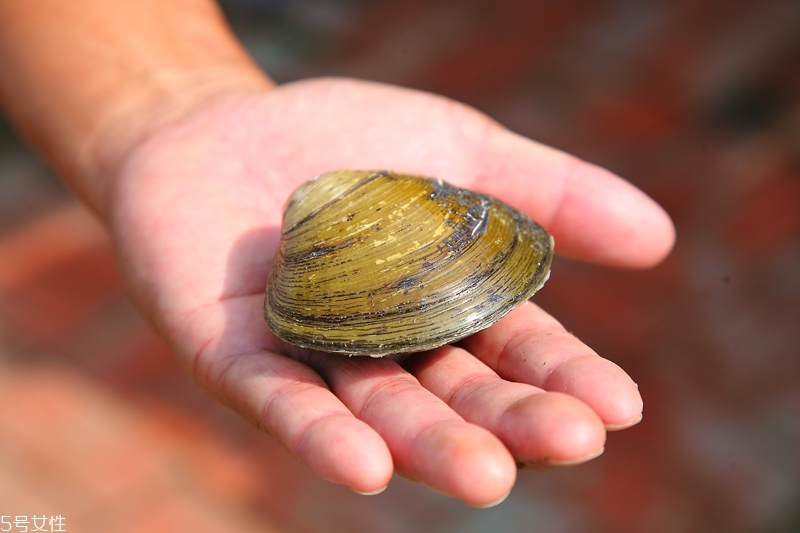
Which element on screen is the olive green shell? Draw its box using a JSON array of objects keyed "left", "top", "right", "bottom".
[{"left": 264, "top": 170, "right": 553, "bottom": 356}]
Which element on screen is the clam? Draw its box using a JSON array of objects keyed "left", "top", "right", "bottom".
[{"left": 264, "top": 170, "right": 553, "bottom": 356}]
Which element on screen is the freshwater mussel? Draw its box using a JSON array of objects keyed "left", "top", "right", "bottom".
[{"left": 264, "top": 170, "right": 554, "bottom": 356}]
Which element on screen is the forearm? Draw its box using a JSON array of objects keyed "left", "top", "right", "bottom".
[{"left": 0, "top": 0, "right": 271, "bottom": 217}]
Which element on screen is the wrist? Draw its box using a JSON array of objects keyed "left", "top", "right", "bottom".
[{"left": 85, "top": 64, "right": 273, "bottom": 218}]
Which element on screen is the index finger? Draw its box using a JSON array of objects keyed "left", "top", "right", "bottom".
[{"left": 474, "top": 130, "right": 675, "bottom": 268}]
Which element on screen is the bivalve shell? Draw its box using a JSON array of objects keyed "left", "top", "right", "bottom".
[{"left": 264, "top": 170, "right": 554, "bottom": 356}]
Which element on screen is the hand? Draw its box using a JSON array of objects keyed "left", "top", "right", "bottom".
[{"left": 107, "top": 77, "right": 674, "bottom": 506}]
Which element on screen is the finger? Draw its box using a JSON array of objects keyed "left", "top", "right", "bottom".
[
  {"left": 475, "top": 130, "right": 675, "bottom": 268},
  {"left": 294, "top": 351, "right": 517, "bottom": 508},
  {"left": 405, "top": 346, "right": 606, "bottom": 468},
  {"left": 184, "top": 296, "right": 393, "bottom": 494},
  {"left": 460, "top": 302, "right": 643, "bottom": 430}
]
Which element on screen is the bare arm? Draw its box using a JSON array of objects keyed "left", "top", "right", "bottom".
[{"left": 0, "top": 0, "right": 271, "bottom": 215}]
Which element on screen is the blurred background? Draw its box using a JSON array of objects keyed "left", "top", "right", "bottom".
[{"left": 1, "top": 0, "right": 799, "bottom": 531}]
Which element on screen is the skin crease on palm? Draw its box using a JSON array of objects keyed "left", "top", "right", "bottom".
[{"left": 102, "top": 77, "right": 675, "bottom": 507}]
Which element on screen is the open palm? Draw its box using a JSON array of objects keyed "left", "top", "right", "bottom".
[{"left": 107, "top": 78, "right": 674, "bottom": 506}]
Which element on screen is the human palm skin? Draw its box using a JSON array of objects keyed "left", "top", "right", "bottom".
[{"left": 107, "top": 77, "right": 674, "bottom": 506}]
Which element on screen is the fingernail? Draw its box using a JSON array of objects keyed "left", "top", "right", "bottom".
[
  {"left": 545, "top": 447, "right": 605, "bottom": 468},
  {"left": 605, "top": 413, "right": 643, "bottom": 431},
  {"left": 353, "top": 485, "right": 388, "bottom": 496},
  {"left": 474, "top": 491, "right": 510, "bottom": 509}
]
